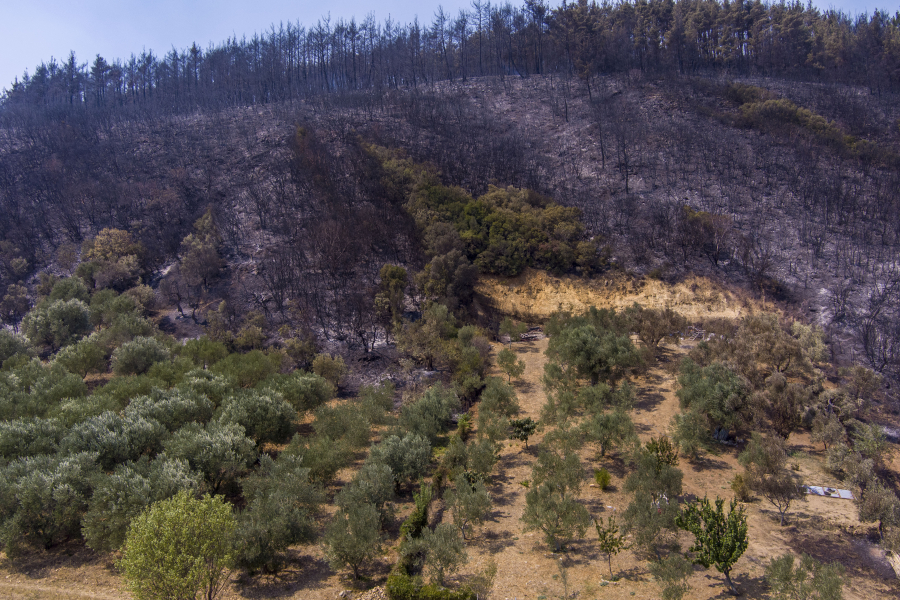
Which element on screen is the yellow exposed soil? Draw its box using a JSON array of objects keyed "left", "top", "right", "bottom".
[{"left": 476, "top": 268, "right": 758, "bottom": 323}]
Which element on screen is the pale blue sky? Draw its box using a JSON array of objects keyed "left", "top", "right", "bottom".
[{"left": 0, "top": 0, "right": 885, "bottom": 93}]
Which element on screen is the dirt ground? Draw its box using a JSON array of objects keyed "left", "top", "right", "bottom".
[{"left": 2, "top": 273, "right": 898, "bottom": 599}]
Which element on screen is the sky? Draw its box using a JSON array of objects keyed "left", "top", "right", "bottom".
[{"left": 0, "top": 0, "right": 887, "bottom": 93}]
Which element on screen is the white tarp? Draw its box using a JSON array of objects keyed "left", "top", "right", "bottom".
[{"left": 803, "top": 485, "right": 854, "bottom": 499}]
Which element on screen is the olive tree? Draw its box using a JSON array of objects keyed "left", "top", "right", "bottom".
[{"left": 119, "top": 491, "right": 235, "bottom": 600}]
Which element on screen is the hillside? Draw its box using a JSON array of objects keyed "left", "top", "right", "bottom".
[{"left": 1, "top": 3, "right": 900, "bottom": 597}]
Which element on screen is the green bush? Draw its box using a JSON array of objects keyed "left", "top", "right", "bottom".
[
  {"left": 234, "top": 454, "right": 324, "bottom": 573},
  {"left": 386, "top": 568, "right": 477, "bottom": 600},
  {"left": 0, "top": 452, "right": 100, "bottom": 555},
  {"left": 0, "top": 417, "right": 66, "bottom": 460},
  {"left": 765, "top": 552, "right": 844, "bottom": 600},
  {"left": 216, "top": 390, "right": 296, "bottom": 444},
  {"left": 22, "top": 298, "right": 92, "bottom": 350},
  {"left": 111, "top": 337, "right": 171, "bottom": 375},
  {"left": 163, "top": 422, "right": 257, "bottom": 493},
  {"left": 119, "top": 491, "right": 235, "bottom": 600},
  {"left": 60, "top": 410, "right": 168, "bottom": 470},
  {"left": 594, "top": 468, "right": 612, "bottom": 491},
  {"left": 211, "top": 350, "right": 280, "bottom": 388},
  {"left": 82, "top": 456, "right": 202, "bottom": 552},
  {"left": 0, "top": 329, "right": 31, "bottom": 364}
]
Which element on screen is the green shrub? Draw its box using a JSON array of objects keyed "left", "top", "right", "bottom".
[
  {"left": 0, "top": 329, "right": 31, "bottom": 364},
  {"left": 312, "top": 353, "right": 347, "bottom": 388},
  {"left": 0, "top": 452, "right": 100, "bottom": 555},
  {"left": 119, "top": 491, "right": 235, "bottom": 600},
  {"left": 211, "top": 350, "right": 280, "bottom": 388},
  {"left": 22, "top": 298, "right": 92, "bottom": 350},
  {"left": 111, "top": 337, "right": 171, "bottom": 375},
  {"left": 163, "top": 422, "right": 257, "bottom": 493},
  {"left": 60, "top": 410, "right": 168, "bottom": 470},
  {"left": 216, "top": 390, "right": 296, "bottom": 444},
  {"left": 594, "top": 468, "right": 612, "bottom": 491},
  {"left": 82, "top": 456, "right": 202, "bottom": 552},
  {"left": 386, "top": 568, "right": 477, "bottom": 600},
  {"left": 765, "top": 552, "right": 844, "bottom": 600},
  {"left": 399, "top": 482, "right": 433, "bottom": 541},
  {"left": 731, "top": 474, "right": 753, "bottom": 502}
]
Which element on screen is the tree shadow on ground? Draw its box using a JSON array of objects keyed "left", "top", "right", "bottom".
[
  {"left": 235, "top": 554, "right": 349, "bottom": 599},
  {"left": 686, "top": 455, "right": 732, "bottom": 472},
  {"left": 633, "top": 390, "right": 667, "bottom": 412},
  {"left": 486, "top": 481, "right": 524, "bottom": 508},
  {"left": 2, "top": 542, "right": 108, "bottom": 579},
  {"left": 706, "top": 571, "right": 768, "bottom": 599},
  {"left": 512, "top": 379, "right": 536, "bottom": 394},
  {"left": 474, "top": 529, "right": 518, "bottom": 554}
]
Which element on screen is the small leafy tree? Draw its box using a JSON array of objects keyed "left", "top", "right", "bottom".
[
  {"left": 649, "top": 554, "right": 694, "bottom": 600},
  {"left": 408, "top": 522, "right": 468, "bottom": 587},
  {"left": 623, "top": 446, "right": 683, "bottom": 557},
  {"left": 739, "top": 433, "right": 804, "bottom": 525},
  {"left": 119, "top": 491, "right": 235, "bottom": 600},
  {"left": 112, "top": 337, "right": 171, "bottom": 376},
  {"left": 810, "top": 413, "right": 845, "bottom": 451},
  {"left": 368, "top": 433, "right": 432, "bottom": 492},
  {"left": 509, "top": 417, "right": 537, "bottom": 448},
  {"left": 444, "top": 477, "right": 492, "bottom": 540},
  {"left": 312, "top": 353, "right": 348, "bottom": 389},
  {"left": 521, "top": 445, "right": 590, "bottom": 552},
  {"left": 323, "top": 500, "right": 382, "bottom": 580},
  {"left": 496, "top": 347, "right": 525, "bottom": 383},
  {"left": 675, "top": 496, "right": 748, "bottom": 596},
  {"left": 521, "top": 481, "right": 591, "bottom": 552},
  {"left": 765, "top": 553, "right": 844, "bottom": 600},
  {"left": 581, "top": 408, "right": 638, "bottom": 456},
  {"left": 594, "top": 515, "right": 628, "bottom": 578},
  {"left": 234, "top": 455, "right": 324, "bottom": 573}
]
